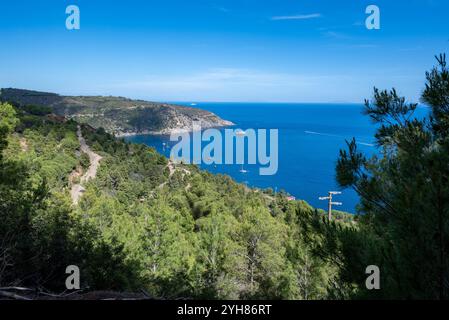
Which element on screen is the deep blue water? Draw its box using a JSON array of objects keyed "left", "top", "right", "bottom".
[{"left": 125, "top": 103, "right": 426, "bottom": 213}]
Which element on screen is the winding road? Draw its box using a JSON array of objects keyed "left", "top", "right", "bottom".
[{"left": 70, "top": 126, "right": 102, "bottom": 205}]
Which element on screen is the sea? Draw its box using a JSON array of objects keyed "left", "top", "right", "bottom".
[{"left": 125, "top": 103, "right": 428, "bottom": 213}]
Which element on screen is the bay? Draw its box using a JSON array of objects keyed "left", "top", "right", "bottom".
[{"left": 125, "top": 103, "right": 427, "bottom": 213}]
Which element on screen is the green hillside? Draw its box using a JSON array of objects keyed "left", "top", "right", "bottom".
[
  {"left": 0, "top": 101, "right": 354, "bottom": 299},
  {"left": 2, "top": 54, "right": 448, "bottom": 300}
]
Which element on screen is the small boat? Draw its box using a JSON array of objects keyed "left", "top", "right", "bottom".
[{"left": 236, "top": 129, "right": 246, "bottom": 137}]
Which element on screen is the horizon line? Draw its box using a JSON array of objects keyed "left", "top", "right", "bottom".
[{"left": 1, "top": 87, "right": 425, "bottom": 106}]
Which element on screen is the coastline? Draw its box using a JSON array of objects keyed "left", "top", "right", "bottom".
[
  {"left": 120, "top": 102, "right": 369, "bottom": 213},
  {"left": 114, "top": 120, "right": 235, "bottom": 138}
]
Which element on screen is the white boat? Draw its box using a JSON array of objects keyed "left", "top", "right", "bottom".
[{"left": 235, "top": 129, "right": 246, "bottom": 136}]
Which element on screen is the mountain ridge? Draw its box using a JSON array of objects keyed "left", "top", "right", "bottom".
[{"left": 0, "top": 88, "right": 234, "bottom": 136}]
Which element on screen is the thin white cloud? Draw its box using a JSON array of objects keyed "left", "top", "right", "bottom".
[
  {"left": 351, "top": 44, "right": 378, "bottom": 48},
  {"left": 271, "top": 13, "right": 322, "bottom": 21},
  {"left": 107, "top": 68, "right": 361, "bottom": 102},
  {"left": 117, "top": 68, "right": 311, "bottom": 90},
  {"left": 322, "top": 31, "right": 352, "bottom": 40}
]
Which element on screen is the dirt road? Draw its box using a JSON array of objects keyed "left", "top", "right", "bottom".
[{"left": 70, "top": 126, "right": 102, "bottom": 205}]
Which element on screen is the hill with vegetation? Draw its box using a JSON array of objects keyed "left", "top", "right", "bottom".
[
  {"left": 0, "top": 99, "right": 354, "bottom": 299},
  {"left": 1, "top": 54, "right": 449, "bottom": 300},
  {"left": 0, "top": 88, "right": 233, "bottom": 136}
]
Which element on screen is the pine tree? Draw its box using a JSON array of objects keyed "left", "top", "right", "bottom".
[{"left": 331, "top": 54, "right": 449, "bottom": 299}]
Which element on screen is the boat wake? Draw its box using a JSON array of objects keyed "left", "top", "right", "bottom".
[{"left": 305, "top": 130, "right": 374, "bottom": 147}]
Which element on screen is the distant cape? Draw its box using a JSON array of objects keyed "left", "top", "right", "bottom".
[{"left": 0, "top": 88, "right": 234, "bottom": 136}]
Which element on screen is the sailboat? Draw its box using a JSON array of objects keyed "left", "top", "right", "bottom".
[{"left": 239, "top": 163, "right": 248, "bottom": 173}]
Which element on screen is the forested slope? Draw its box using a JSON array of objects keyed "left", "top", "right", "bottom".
[
  {"left": 0, "top": 102, "right": 353, "bottom": 299},
  {"left": 3, "top": 54, "right": 448, "bottom": 300}
]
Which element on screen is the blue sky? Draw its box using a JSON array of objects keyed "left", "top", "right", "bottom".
[{"left": 1, "top": 0, "right": 448, "bottom": 102}]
